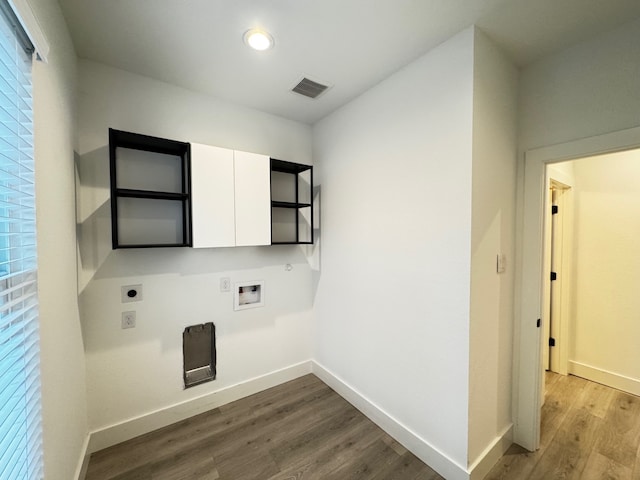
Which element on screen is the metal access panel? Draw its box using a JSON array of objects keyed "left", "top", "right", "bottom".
[{"left": 183, "top": 322, "right": 216, "bottom": 389}]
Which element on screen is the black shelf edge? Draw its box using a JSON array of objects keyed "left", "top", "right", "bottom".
[
  {"left": 271, "top": 201, "right": 312, "bottom": 209},
  {"left": 116, "top": 188, "right": 188, "bottom": 201},
  {"left": 114, "top": 243, "right": 191, "bottom": 249},
  {"left": 271, "top": 241, "right": 314, "bottom": 245},
  {"left": 110, "top": 128, "right": 189, "bottom": 157},
  {"left": 270, "top": 158, "right": 312, "bottom": 174}
]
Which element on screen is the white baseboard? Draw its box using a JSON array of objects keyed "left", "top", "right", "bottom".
[
  {"left": 311, "top": 361, "right": 470, "bottom": 480},
  {"left": 468, "top": 424, "right": 513, "bottom": 480},
  {"left": 568, "top": 360, "right": 640, "bottom": 396},
  {"left": 87, "top": 360, "right": 313, "bottom": 453},
  {"left": 74, "top": 434, "right": 90, "bottom": 480}
]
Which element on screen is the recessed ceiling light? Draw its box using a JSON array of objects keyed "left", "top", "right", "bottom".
[{"left": 243, "top": 29, "right": 274, "bottom": 51}]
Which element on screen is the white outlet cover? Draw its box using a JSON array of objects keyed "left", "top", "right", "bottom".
[
  {"left": 121, "top": 284, "right": 143, "bottom": 303},
  {"left": 121, "top": 311, "right": 136, "bottom": 329}
]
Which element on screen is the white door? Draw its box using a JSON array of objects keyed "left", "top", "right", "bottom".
[
  {"left": 548, "top": 187, "right": 563, "bottom": 372},
  {"left": 542, "top": 179, "right": 572, "bottom": 376},
  {"left": 191, "top": 143, "right": 236, "bottom": 248},
  {"left": 234, "top": 151, "right": 271, "bottom": 247}
]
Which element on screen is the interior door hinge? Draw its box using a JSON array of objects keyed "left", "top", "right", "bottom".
[
  {"left": 550, "top": 272, "right": 557, "bottom": 281},
  {"left": 536, "top": 318, "right": 541, "bottom": 328},
  {"left": 552, "top": 205, "right": 559, "bottom": 215},
  {"left": 549, "top": 337, "right": 556, "bottom": 347}
]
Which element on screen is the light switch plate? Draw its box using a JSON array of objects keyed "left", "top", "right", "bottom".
[{"left": 496, "top": 254, "right": 506, "bottom": 274}]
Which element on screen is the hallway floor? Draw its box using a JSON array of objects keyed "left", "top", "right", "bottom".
[{"left": 485, "top": 372, "right": 640, "bottom": 479}]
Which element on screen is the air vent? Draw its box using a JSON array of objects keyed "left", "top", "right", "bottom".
[{"left": 292, "top": 77, "right": 330, "bottom": 99}]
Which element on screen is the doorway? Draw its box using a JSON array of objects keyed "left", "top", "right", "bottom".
[{"left": 514, "top": 126, "right": 640, "bottom": 452}]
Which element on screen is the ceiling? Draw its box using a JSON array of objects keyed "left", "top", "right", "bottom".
[{"left": 58, "top": 0, "right": 640, "bottom": 125}]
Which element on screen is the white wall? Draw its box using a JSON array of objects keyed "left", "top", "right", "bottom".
[
  {"left": 77, "top": 61, "right": 314, "bottom": 440},
  {"left": 312, "top": 28, "right": 474, "bottom": 471},
  {"left": 468, "top": 29, "right": 518, "bottom": 467},
  {"left": 519, "top": 16, "right": 640, "bottom": 152},
  {"left": 29, "top": 0, "right": 89, "bottom": 477},
  {"left": 568, "top": 150, "right": 640, "bottom": 392},
  {"left": 547, "top": 162, "right": 575, "bottom": 183}
]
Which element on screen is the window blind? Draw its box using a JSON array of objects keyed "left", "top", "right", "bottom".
[{"left": 0, "top": 0, "right": 41, "bottom": 478}]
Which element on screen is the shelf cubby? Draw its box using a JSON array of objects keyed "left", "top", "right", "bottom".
[
  {"left": 270, "top": 158, "right": 313, "bottom": 245},
  {"left": 109, "top": 129, "right": 192, "bottom": 249}
]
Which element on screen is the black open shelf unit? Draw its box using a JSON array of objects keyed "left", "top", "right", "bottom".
[
  {"left": 270, "top": 158, "right": 313, "bottom": 245},
  {"left": 109, "top": 128, "right": 192, "bottom": 249}
]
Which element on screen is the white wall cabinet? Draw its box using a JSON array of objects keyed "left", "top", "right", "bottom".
[
  {"left": 191, "top": 143, "right": 271, "bottom": 248},
  {"left": 234, "top": 150, "right": 271, "bottom": 246},
  {"left": 190, "top": 143, "right": 236, "bottom": 247}
]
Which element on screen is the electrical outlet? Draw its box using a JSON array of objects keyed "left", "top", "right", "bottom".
[
  {"left": 220, "top": 277, "right": 230, "bottom": 292},
  {"left": 121, "top": 311, "right": 136, "bottom": 329}
]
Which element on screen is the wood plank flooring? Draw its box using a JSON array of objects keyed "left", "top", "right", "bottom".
[
  {"left": 86, "top": 372, "right": 640, "bottom": 480},
  {"left": 485, "top": 372, "right": 640, "bottom": 480},
  {"left": 85, "top": 374, "right": 443, "bottom": 480}
]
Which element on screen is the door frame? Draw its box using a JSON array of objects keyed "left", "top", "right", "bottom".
[{"left": 513, "top": 125, "right": 640, "bottom": 451}]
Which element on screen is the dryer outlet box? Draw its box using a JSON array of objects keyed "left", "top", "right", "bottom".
[{"left": 121, "top": 284, "right": 143, "bottom": 303}]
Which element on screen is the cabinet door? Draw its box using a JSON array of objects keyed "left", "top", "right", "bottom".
[
  {"left": 234, "top": 151, "right": 271, "bottom": 246},
  {"left": 191, "top": 143, "right": 236, "bottom": 248}
]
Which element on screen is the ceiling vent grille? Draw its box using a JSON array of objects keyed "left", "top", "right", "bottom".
[{"left": 291, "top": 77, "right": 329, "bottom": 99}]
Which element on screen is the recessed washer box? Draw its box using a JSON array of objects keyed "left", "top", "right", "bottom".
[{"left": 234, "top": 280, "right": 264, "bottom": 311}]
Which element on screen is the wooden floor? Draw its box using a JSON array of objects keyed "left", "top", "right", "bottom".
[
  {"left": 486, "top": 372, "right": 640, "bottom": 480},
  {"left": 86, "top": 372, "right": 640, "bottom": 480},
  {"left": 85, "top": 374, "right": 443, "bottom": 480}
]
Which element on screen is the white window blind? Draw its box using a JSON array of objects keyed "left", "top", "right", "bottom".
[{"left": 0, "top": 0, "right": 41, "bottom": 478}]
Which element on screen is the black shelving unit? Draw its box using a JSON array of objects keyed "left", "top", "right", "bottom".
[
  {"left": 270, "top": 158, "right": 313, "bottom": 245},
  {"left": 109, "top": 128, "right": 192, "bottom": 249}
]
